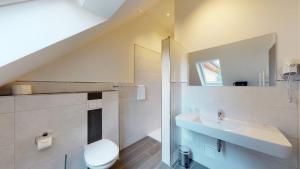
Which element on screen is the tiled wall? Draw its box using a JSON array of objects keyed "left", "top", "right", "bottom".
[
  {"left": 298, "top": 83, "right": 300, "bottom": 167},
  {"left": 0, "top": 82, "right": 113, "bottom": 95},
  {"left": 170, "top": 83, "right": 182, "bottom": 165},
  {"left": 102, "top": 91, "right": 119, "bottom": 146},
  {"left": 14, "top": 93, "right": 87, "bottom": 169},
  {"left": 0, "top": 76, "right": 157, "bottom": 151},
  {"left": 180, "top": 82, "right": 298, "bottom": 169},
  {"left": 0, "top": 91, "right": 119, "bottom": 169},
  {"left": 118, "top": 45, "right": 162, "bottom": 149},
  {"left": 0, "top": 96, "right": 14, "bottom": 169},
  {"left": 0, "top": 44, "right": 162, "bottom": 151}
]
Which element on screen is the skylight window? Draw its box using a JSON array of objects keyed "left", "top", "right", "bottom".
[{"left": 196, "top": 59, "right": 223, "bottom": 86}]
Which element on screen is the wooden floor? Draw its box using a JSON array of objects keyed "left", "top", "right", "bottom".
[
  {"left": 111, "top": 137, "right": 162, "bottom": 169},
  {"left": 157, "top": 162, "right": 208, "bottom": 169},
  {"left": 110, "top": 136, "right": 208, "bottom": 169}
]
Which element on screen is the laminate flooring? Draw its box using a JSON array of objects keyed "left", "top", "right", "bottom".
[{"left": 110, "top": 137, "right": 208, "bottom": 169}]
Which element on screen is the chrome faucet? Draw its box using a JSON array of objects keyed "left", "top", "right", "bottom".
[{"left": 218, "top": 111, "right": 224, "bottom": 121}]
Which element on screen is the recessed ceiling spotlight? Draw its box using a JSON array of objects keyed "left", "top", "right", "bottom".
[{"left": 166, "top": 13, "right": 171, "bottom": 17}]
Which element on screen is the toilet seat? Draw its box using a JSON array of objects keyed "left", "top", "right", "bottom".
[{"left": 84, "top": 139, "right": 119, "bottom": 168}]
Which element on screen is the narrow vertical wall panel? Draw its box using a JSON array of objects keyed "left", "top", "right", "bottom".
[
  {"left": 102, "top": 91, "right": 119, "bottom": 147},
  {"left": 161, "top": 37, "right": 171, "bottom": 166},
  {"left": 0, "top": 96, "right": 14, "bottom": 169},
  {"left": 170, "top": 39, "right": 188, "bottom": 83},
  {"left": 169, "top": 39, "right": 188, "bottom": 166},
  {"left": 298, "top": 1, "right": 300, "bottom": 166}
]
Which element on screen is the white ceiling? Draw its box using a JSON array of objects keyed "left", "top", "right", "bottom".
[
  {"left": 145, "top": 0, "right": 174, "bottom": 34},
  {"left": 0, "top": 0, "right": 163, "bottom": 87},
  {"left": 0, "top": 0, "right": 32, "bottom": 6},
  {"left": 0, "top": 0, "right": 105, "bottom": 67},
  {"left": 82, "top": 0, "right": 126, "bottom": 19}
]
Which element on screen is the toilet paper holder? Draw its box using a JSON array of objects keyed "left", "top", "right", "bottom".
[{"left": 35, "top": 132, "right": 53, "bottom": 151}]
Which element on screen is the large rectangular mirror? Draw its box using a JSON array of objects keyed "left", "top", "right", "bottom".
[{"left": 188, "top": 34, "right": 277, "bottom": 86}]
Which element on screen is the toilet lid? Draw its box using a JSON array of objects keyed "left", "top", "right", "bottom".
[{"left": 84, "top": 139, "right": 119, "bottom": 167}]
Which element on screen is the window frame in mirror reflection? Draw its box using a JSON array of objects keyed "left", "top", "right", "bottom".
[{"left": 188, "top": 34, "right": 277, "bottom": 87}]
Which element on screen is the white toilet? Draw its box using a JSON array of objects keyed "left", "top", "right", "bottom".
[{"left": 84, "top": 139, "right": 119, "bottom": 169}]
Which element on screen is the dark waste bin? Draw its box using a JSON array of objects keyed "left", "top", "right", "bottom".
[{"left": 178, "top": 145, "right": 191, "bottom": 168}]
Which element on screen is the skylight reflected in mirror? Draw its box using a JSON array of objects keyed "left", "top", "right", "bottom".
[
  {"left": 196, "top": 59, "right": 223, "bottom": 86},
  {"left": 188, "top": 34, "right": 277, "bottom": 87}
]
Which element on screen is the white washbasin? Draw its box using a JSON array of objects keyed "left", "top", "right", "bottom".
[{"left": 175, "top": 113, "right": 292, "bottom": 158}]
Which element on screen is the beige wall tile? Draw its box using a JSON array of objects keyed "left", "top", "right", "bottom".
[
  {"left": 15, "top": 93, "right": 87, "bottom": 112},
  {"left": 119, "top": 45, "right": 162, "bottom": 149},
  {"left": 0, "top": 96, "right": 14, "bottom": 114},
  {"left": 15, "top": 104, "right": 87, "bottom": 169},
  {"left": 0, "top": 113, "right": 14, "bottom": 146},
  {"left": 103, "top": 91, "right": 119, "bottom": 146},
  {"left": 0, "top": 145, "right": 14, "bottom": 169}
]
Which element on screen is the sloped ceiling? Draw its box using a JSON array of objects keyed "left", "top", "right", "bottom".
[
  {"left": 0, "top": 0, "right": 105, "bottom": 67},
  {"left": 82, "top": 0, "right": 126, "bottom": 18},
  {"left": 0, "top": 0, "right": 161, "bottom": 87},
  {"left": 0, "top": 0, "right": 32, "bottom": 6}
]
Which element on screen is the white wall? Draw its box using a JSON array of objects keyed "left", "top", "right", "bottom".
[
  {"left": 161, "top": 37, "right": 188, "bottom": 166},
  {"left": 0, "top": 0, "right": 163, "bottom": 87},
  {"left": 181, "top": 83, "right": 298, "bottom": 169},
  {"left": 0, "top": 0, "right": 107, "bottom": 87},
  {"left": 170, "top": 39, "right": 187, "bottom": 165},
  {"left": 175, "top": 0, "right": 298, "bottom": 77},
  {"left": 13, "top": 5, "right": 170, "bottom": 150},
  {"left": 170, "top": 39, "right": 188, "bottom": 83},
  {"left": 19, "top": 10, "right": 170, "bottom": 83},
  {"left": 161, "top": 38, "right": 171, "bottom": 165},
  {"left": 174, "top": 0, "right": 299, "bottom": 169}
]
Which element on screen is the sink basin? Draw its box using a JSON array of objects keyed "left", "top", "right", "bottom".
[{"left": 175, "top": 113, "right": 292, "bottom": 158}]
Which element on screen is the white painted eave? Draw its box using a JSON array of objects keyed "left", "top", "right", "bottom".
[
  {"left": 80, "top": 0, "right": 126, "bottom": 19},
  {"left": 0, "top": 0, "right": 33, "bottom": 6},
  {"left": 0, "top": 0, "right": 160, "bottom": 87}
]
